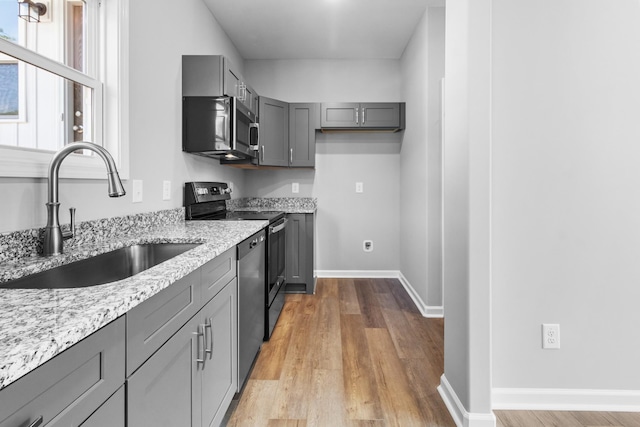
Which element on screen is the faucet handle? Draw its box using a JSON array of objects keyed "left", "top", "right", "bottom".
[{"left": 63, "top": 207, "right": 76, "bottom": 240}]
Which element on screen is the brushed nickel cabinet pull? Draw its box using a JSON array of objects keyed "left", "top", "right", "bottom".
[
  {"left": 193, "top": 325, "right": 205, "bottom": 364},
  {"left": 204, "top": 318, "right": 213, "bottom": 356},
  {"left": 28, "top": 416, "right": 43, "bottom": 427}
]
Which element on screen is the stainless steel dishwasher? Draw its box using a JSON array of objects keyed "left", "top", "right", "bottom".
[{"left": 237, "top": 229, "right": 266, "bottom": 390}]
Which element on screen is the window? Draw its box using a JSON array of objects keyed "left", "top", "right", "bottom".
[{"left": 0, "top": 0, "right": 129, "bottom": 179}]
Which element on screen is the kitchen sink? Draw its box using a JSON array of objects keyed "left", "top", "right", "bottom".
[{"left": 0, "top": 243, "right": 201, "bottom": 289}]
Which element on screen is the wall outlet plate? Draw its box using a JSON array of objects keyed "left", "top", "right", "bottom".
[
  {"left": 542, "top": 324, "right": 560, "bottom": 349},
  {"left": 162, "top": 181, "right": 171, "bottom": 201},
  {"left": 132, "top": 180, "right": 143, "bottom": 203},
  {"left": 356, "top": 182, "right": 364, "bottom": 193},
  {"left": 363, "top": 240, "right": 373, "bottom": 252},
  {"left": 292, "top": 182, "right": 299, "bottom": 193}
]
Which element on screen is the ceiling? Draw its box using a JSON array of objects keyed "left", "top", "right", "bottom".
[{"left": 202, "top": 0, "right": 444, "bottom": 60}]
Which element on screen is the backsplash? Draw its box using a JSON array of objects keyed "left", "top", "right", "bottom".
[
  {"left": 227, "top": 197, "right": 317, "bottom": 212},
  {"left": 0, "top": 208, "right": 185, "bottom": 264}
]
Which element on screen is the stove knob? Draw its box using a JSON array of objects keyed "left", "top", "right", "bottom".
[{"left": 222, "top": 187, "right": 232, "bottom": 194}]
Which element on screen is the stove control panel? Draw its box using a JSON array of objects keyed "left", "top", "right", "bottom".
[{"left": 184, "top": 181, "right": 232, "bottom": 205}]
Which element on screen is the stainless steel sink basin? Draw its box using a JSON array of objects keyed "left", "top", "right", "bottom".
[{"left": 0, "top": 243, "right": 201, "bottom": 289}]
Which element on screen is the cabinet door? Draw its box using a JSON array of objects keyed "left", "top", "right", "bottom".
[
  {"left": 126, "top": 268, "right": 201, "bottom": 377},
  {"left": 360, "top": 103, "right": 400, "bottom": 128},
  {"left": 196, "top": 279, "right": 238, "bottom": 427},
  {"left": 258, "top": 96, "right": 289, "bottom": 167},
  {"left": 285, "top": 213, "right": 315, "bottom": 294},
  {"left": 320, "top": 103, "right": 360, "bottom": 128},
  {"left": 0, "top": 317, "right": 125, "bottom": 427},
  {"left": 127, "top": 314, "right": 200, "bottom": 427},
  {"left": 289, "top": 103, "right": 318, "bottom": 167},
  {"left": 78, "top": 386, "right": 125, "bottom": 427},
  {"left": 223, "top": 59, "right": 242, "bottom": 99}
]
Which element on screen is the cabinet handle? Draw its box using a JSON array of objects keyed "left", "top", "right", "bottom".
[
  {"left": 362, "top": 107, "right": 366, "bottom": 125},
  {"left": 261, "top": 145, "right": 265, "bottom": 163},
  {"left": 28, "top": 416, "right": 43, "bottom": 427},
  {"left": 355, "top": 108, "right": 359, "bottom": 125},
  {"left": 290, "top": 148, "right": 293, "bottom": 165},
  {"left": 193, "top": 325, "right": 205, "bottom": 364},
  {"left": 204, "top": 318, "right": 213, "bottom": 356}
]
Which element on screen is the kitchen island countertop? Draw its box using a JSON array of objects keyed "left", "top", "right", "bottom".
[{"left": 0, "top": 219, "right": 267, "bottom": 391}]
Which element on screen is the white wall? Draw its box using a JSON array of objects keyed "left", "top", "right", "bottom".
[
  {"left": 399, "top": 7, "right": 445, "bottom": 310},
  {"left": 243, "top": 60, "right": 401, "bottom": 272},
  {"left": 0, "top": 0, "right": 246, "bottom": 233},
  {"left": 492, "top": 0, "right": 640, "bottom": 396}
]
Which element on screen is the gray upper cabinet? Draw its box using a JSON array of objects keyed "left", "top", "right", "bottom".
[
  {"left": 289, "top": 103, "right": 319, "bottom": 168},
  {"left": 258, "top": 99, "right": 318, "bottom": 168},
  {"left": 183, "top": 55, "right": 258, "bottom": 115},
  {"left": 321, "top": 102, "right": 405, "bottom": 131},
  {"left": 258, "top": 97, "right": 290, "bottom": 167}
]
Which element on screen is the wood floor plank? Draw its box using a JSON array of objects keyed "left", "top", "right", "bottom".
[
  {"left": 570, "top": 411, "right": 619, "bottom": 426},
  {"left": 305, "top": 368, "right": 349, "bottom": 427},
  {"left": 354, "top": 279, "right": 387, "bottom": 328},
  {"left": 496, "top": 410, "right": 547, "bottom": 427},
  {"left": 604, "top": 412, "right": 640, "bottom": 427},
  {"left": 532, "top": 411, "right": 584, "bottom": 426},
  {"left": 266, "top": 419, "right": 307, "bottom": 427},
  {"left": 227, "top": 380, "right": 280, "bottom": 427},
  {"left": 251, "top": 298, "right": 299, "bottom": 380},
  {"left": 385, "top": 278, "right": 421, "bottom": 314},
  {"left": 365, "top": 327, "right": 434, "bottom": 427},
  {"left": 307, "top": 281, "right": 342, "bottom": 371},
  {"left": 338, "top": 278, "right": 361, "bottom": 315},
  {"left": 378, "top": 291, "right": 427, "bottom": 359},
  {"left": 340, "top": 314, "right": 384, "bottom": 421}
]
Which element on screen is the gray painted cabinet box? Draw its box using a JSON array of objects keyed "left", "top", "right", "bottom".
[
  {"left": 285, "top": 213, "right": 316, "bottom": 294},
  {"left": 257, "top": 98, "right": 318, "bottom": 168},
  {"left": 320, "top": 102, "right": 405, "bottom": 130},
  {"left": 0, "top": 316, "right": 125, "bottom": 427}
]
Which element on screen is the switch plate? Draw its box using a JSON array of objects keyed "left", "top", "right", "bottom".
[
  {"left": 132, "top": 180, "right": 143, "bottom": 203},
  {"left": 542, "top": 324, "right": 560, "bottom": 349},
  {"left": 356, "top": 182, "right": 364, "bottom": 193},
  {"left": 292, "top": 182, "right": 299, "bottom": 193},
  {"left": 162, "top": 181, "right": 171, "bottom": 201}
]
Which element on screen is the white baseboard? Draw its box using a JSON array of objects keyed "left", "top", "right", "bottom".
[
  {"left": 315, "top": 270, "right": 399, "bottom": 278},
  {"left": 492, "top": 387, "right": 640, "bottom": 412},
  {"left": 438, "top": 375, "right": 496, "bottom": 427},
  {"left": 315, "top": 270, "right": 444, "bottom": 318}
]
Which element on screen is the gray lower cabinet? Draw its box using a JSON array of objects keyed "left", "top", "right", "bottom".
[
  {"left": 285, "top": 213, "right": 316, "bottom": 294},
  {"left": 0, "top": 316, "right": 125, "bottom": 427},
  {"left": 79, "top": 386, "right": 125, "bottom": 427},
  {"left": 127, "top": 278, "right": 238, "bottom": 427}
]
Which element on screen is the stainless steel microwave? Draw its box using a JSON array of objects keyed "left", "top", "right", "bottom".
[{"left": 182, "top": 96, "right": 259, "bottom": 160}]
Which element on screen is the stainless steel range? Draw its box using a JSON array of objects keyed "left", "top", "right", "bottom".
[{"left": 184, "top": 182, "right": 287, "bottom": 342}]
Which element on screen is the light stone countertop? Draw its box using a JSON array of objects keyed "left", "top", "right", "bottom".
[
  {"left": 0, "top": 220, "right": 267, "bottom": 391},
  {"left": 228, "top": 197, "right": 317, "bottom": 214}
]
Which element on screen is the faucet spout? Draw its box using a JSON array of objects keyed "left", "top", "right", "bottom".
[{"left": 43, "top": 142, "right": 126, "bottom": 256}]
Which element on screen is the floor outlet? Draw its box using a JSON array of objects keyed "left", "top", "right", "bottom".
[
  {"left": 132, "top": 180, "right": 143, "bottom": 203},
  {"left": 292, "top": 182, "right": 299, "bottom": 193},
  {"left": 363, "top": 240, "right": 373, "bottom": 252},
  {"left": 542, "top": 324, "right": 560, "bottom": 349},
  {"left": 162, "top": 181, "right": 171, "bottom": 201}
]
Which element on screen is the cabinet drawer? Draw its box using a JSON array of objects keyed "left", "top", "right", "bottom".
[
  {"left": 126, "top": 268, "right": 201, "bottom": 376},
  {"left": 0, "top": 317, "right": 125, "bottom": 427},
  {"left": 201, "top": 247, "right": 236, "bottom": 303}
]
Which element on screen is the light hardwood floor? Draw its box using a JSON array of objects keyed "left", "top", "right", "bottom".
[{"left": 224, "top": 278, "right": 640, "bottom": 427}]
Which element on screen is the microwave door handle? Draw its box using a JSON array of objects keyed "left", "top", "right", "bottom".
[{"left": 249, "top": 122, "right": 259, "bottom": 151}]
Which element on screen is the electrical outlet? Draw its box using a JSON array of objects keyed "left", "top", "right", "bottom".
[
  {"left": 356, "top": 182, "right": 364, "bottom": 193},
  {"left": 542, "top": 324, "right": 560, "bottom": 349},
  {"left": 162, "top": 181, "right": 171, "bottom": 201},
  {"left": 292, "top": 182, "right": 299, "bottom": 193},
  {"left": 132, "top": 180, "right": 143, "bottom": 203},
  {"left": 363, "top": 240, "right": 373, "bottom": 252}
]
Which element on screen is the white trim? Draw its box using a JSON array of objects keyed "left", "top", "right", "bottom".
[
  {"left": 439, "top": 375, "right": 496, "bottom": 427},
  {"left": 492, "top": 387, "right": 640, "bottom": 412},
  {"left": 398, "top": 271, "right": 444, "bottom": 318},
  {"left": 315, "top": 270, "right": 444, "bottom": 318},
  {"left": 315, "top": 270, "right": 399, "bottom": 279}
]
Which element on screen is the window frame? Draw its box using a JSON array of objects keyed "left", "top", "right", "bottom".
[{"left": 0, "top": 0, "right": 129, "bottom": 180}]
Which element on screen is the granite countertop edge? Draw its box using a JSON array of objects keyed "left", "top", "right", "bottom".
[{"left": 0, "top": 219, "right": 267, "bottom": 391}]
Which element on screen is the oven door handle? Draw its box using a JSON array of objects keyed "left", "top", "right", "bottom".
[{"left": 269, "top": 218, "right": 287, "bottom": 234}]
